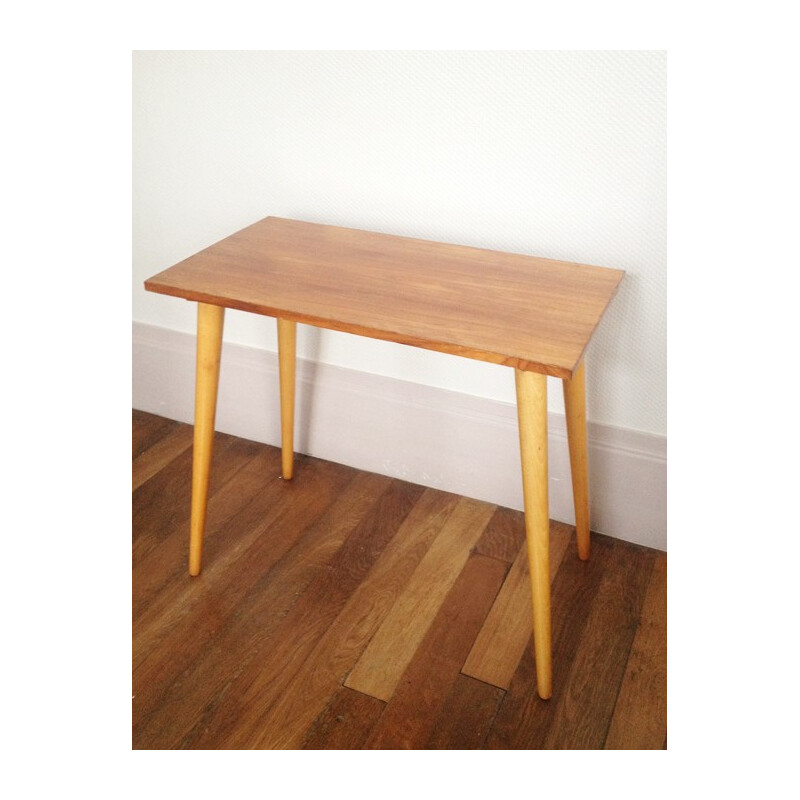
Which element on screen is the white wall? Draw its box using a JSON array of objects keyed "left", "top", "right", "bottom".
[{"left": 133, "top": 50, "right": 666, "bottom": 436}]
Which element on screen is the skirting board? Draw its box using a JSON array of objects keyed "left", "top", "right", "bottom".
[{"left": 133, "top": 321, "right": 666, "bottom": 551}]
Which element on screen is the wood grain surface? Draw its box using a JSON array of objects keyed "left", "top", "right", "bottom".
[
  {"left": 463, "top": 520, "right": 572, "bottom": 689},
  {"left": 604, "top": 552, "right": 667, "bottom": 749},
  {"left": 361, "top": 553, "right": 508, "bottom": 749},
  {"left": 344, "top": 497, "right": 495, "bottom": 701},
  {"left": 252, "top": 489, "right": 461, "bottom": 749},
  {"left": 144, "top": 216, "right": 624, "bottom": 378},
  {"left": 132, "top": 411, "right": 666, "bottom": 750}
]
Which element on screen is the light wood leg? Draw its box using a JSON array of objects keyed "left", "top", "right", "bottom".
[
  {"left": 515, "top": 368, "right": 552, "bottom": 700},
  {"left": 277, "top": 318, "right": 297, "bottom": 480},
  {"left": 563, "top": 359, "right": 590, "bottom": 561},
  {"left": 189, "top": 302, "right": 225, "bottom": 576}
]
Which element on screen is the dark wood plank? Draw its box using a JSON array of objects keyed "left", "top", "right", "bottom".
[
  {"left": 425, "top": 674, "right": 505, "bottom": 750},
  {"left": 542, "top": 540, "right": 655, "bottom": 749},
  {"left": 145, "top": 216, "right": 625, "bottom": 378},
  {"left": 301, "top": 688, "right": 386, "bottom": 750},
  {"left": 132, "top": 431, "right": 251, "bottom": 565},
  {"left": 133, "top": 409, "right": 179, "bottom": 459},
  {"left": 484, "top": 535, "right": 613, "bottom": 749},
  {"left": 472, "top": 505, "right": 526, "bottom": 564},
  {"left": 252, "top": 489, "right": 461, "bottom": 749},
  {"left": 178, "top": 479, "right": 425, "bottom": 749},
  {"left": 362, "top": 553, "right": 508, "bottom": 749},
  {"left": 132, "top": 442, "right": 282, "bottom": 624},
  {"left": 133, "top": 459, "right": 369, "bottom": 746},
  {"left": 132, "top": 423, "right": 194, "bottom": 491},
  {"left": 604, "top": 551, "right": 667, "bottom": 749},
  {"left": 133, "top": 446, "right": 301, "bottom": 677}
]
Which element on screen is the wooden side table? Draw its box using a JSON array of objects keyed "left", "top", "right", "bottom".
[{"left": 144, "top": 216, "right": 624, "bottom": 699}]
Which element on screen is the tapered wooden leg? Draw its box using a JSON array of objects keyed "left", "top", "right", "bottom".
[
  {"left": 277, "top": 318, "right": 297, "bottom": 480},
  {"left": 515, "top": 368, "right": 552, "bottom": 700},
  {"left": 189, "top": 302, "right": 225, "bottom": 576},
  {"left": 563, "top": 359, "right": 590, "bottom": 561}
]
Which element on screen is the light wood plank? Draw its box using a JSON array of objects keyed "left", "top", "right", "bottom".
[
  {"left": 145, "top": 217, "right": 624, "bottom": 378},
  {"left": 344, "top": 497, "right": 495, "bottom": 702},
  {"left": 462, "top": 520, "right": 572, "bottom": 689},
  {"left": 604, "top": 552, "right": 667, "bottom": 749}
]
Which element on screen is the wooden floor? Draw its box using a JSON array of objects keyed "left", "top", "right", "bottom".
[{"left": 132, "top": 410, "right": 667, "bottom": 750}]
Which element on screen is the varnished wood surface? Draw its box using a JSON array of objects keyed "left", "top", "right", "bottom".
[
  {"left": 462, "top": 520, "right": 571, "bottom": 690},
  {"left": 277, "top": 317, "right": 297, "bottom": 480},
  {"left": 563, "top": 359, "right": 591, "bottom": 559},
  {"left": 514, "top": 368, "right": 552, "bottom": 698},
  {"left": 132, "top": 411, "right": 666, "bottom": 750},
  {"left": 144, "top": 217, "right": 624, "bottom": 378},
  {"left": 189, "top": 302, "right": 225, "bottom": 575},
  {"left": 344, "top": 497, "right": 495, "bottom": 702}
]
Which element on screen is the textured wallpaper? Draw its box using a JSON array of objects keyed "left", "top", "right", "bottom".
[{"left": 133, "top": 50, "right": 666, "bottom": 435}]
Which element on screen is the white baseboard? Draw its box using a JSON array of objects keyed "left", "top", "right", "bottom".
[{"left": 133, "top": 322, "right": 666, "bottom": 551}]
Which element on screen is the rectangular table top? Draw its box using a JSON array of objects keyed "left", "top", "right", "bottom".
[{"left": 144, "top": 216, "right": 624, "bottom": 379}]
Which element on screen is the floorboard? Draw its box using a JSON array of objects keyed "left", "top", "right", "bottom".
[
  {"left": 541, "top": 541, "right": 655, "bottom": 749},
  {"left": 426, "top": 674, "right": 505, "bottom": 750},
  {"left": 604, "top": 552, "right": 667, "bottom": 749},
  {"left": 301, "top": 687, "right": 386, "bottom": 750},
  {"left": 132, "top": 409, "right": 179, "bottom": 460}
]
